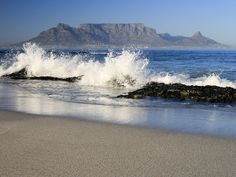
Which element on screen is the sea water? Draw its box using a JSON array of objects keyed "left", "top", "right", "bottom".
[{"left": 0, "top": 43, "right": 236, "bottom": 138}]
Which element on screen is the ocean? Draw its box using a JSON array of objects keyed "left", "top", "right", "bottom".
[{"left": 0, "top": 43, "right": 236, "bottom": 138}]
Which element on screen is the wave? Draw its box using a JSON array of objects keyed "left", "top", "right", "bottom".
[
  {"left": 150, "top": 73, "right": 236, "bottom": 88},
  {"left": 0, "top": 43, "right": 236, "bottom": 88}
]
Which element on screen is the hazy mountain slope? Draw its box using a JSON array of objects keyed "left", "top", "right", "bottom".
[{"left": 13, "top": 23, "right": 225, "bottom": 48}]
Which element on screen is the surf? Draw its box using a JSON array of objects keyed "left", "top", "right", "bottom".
[{"left": 0, "top": 43, "right": 236, "bottom": 89}]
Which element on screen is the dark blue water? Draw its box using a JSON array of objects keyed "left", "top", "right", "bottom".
[{"left": 144, "top": 50, "right": 236, "bottom": 80}]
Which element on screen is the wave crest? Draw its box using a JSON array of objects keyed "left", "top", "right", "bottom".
[
  {"left": 0, "top": 43, "right": 235, "bottom": 89},
  {"left": 150, "top": 73, "right": 236, "bottom": 88}
]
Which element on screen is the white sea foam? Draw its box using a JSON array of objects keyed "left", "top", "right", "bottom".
[
  {"left": 0, "top": 43, "right": 236, "bottom": 89},
  {"left": 149, "top": 73, "right": 236, "bottom": 88}
]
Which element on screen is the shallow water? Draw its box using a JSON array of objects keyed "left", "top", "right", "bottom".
[{"left": 0, "top": 82, "right": 236, "bottom": 138}]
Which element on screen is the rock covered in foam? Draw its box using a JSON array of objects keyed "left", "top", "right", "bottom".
[{"left": 118, "top": 82, "right": 236, "bottom": 103}]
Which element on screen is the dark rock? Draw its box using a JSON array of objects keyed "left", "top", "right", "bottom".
[
  {"left": 108, "top": 75, "right": 136, "bottom": 87},
  {"left": 118, "top": 82, "right": 236, "bottom": 103},
  {"left": 3, "top": 68, "right": 28, "bottom": 80},
  {"left": 1, "top": 68, "right": 82, "bottom": 82}
]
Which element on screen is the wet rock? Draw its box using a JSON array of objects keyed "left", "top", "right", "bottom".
[
  {"left": 108, "top": 75, "right": 136, "bottom": 87},
  {"left": 1, "top": 68, "right": 83, "bottom": 82},
  {"left": 118, "top": 82, "right": 236, "bottom": 103},
  {"left": 3, "top": 68, "right": 28, "bottom": 80}
]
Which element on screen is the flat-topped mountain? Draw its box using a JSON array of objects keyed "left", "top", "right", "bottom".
[{"left": 13, "top": 23, "right": 225, "bottom": 48}]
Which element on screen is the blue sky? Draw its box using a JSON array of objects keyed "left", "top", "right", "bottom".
[{"left": 1, "top": 0, "right": 236, "bottom": 46}]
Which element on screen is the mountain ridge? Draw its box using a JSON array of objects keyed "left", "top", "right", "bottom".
[{"left": 11, "top": 23, "right": 226, "bottom": 48}]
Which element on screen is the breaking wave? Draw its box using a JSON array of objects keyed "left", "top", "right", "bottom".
[
  {"left": 150, "top": 73, "right": 236, "bottom": 88},
  {"left": 0, "top": 43, "right": 236, "bottom": 88}
]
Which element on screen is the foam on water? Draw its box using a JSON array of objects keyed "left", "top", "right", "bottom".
[
  {"left": 0, "top": 43, "right": 149, "bottom": 88},
  {"left": 0, "top": 43, "right": 236, "bottom": 89},
  {"left": 150, "top": 72, "right": 236, "bottom": 88}
]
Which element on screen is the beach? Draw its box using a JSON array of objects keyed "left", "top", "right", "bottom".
[
  {"left": 1, "top": 1, "right": 236, "bottom": 177},
  {"left": 0, "top": 110, "right": 235, "bottom": 177}
]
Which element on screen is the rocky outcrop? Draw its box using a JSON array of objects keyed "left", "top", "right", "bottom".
[
  {"left": 12, "top": 23, "right": 224, "bottom": 48},
  {"left": 118, "top": 82, "right": 236, "bottom": 103},
  {"left": 1, "top": 68, "right": 82, "bottom": 82}
]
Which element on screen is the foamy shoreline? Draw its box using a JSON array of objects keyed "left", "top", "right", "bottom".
[
  {"left": 1, "top": 43, "right": 236, "bottom": 88},
  {"left": 0, "top": 110, "right": 236, "bottom": 177}
]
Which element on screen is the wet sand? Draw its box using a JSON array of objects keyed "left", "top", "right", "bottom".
[{"left": 0, "top": 110, "right": 236, "bottom": 177}]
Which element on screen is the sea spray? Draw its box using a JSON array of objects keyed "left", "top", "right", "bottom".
[
  {"left": 149, "top": 72, "right": 236, "bottom": 88},
  {"left": 0, "top": 43, "right": 236, "bottom": 89},
  {"left": 78, "top": 50, "right": 149, "bottom": 87},
  {"left": 0, "top": 43, "right": 149, "bottom": 88}
]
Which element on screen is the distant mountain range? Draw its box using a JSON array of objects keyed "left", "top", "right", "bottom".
[{"left": 10, "top": 23, "right": 226, "bottom": 48}]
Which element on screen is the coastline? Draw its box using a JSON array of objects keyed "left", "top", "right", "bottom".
[{"left": 0, "top": 110, "right": 236, "bottom": 177}]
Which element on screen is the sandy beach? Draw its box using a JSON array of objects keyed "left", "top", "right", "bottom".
[{"left": 0, "top": 110, "right": 236, "bottom": 177}]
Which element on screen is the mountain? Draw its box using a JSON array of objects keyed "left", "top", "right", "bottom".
[
  {"left": 158, "top": 31, "right": 223, "bottom": 47},
  {"left": 13, "top": 23, "right": 225, "bottom": 48}
]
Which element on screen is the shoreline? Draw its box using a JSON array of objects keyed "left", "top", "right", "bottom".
[
  {"left": 0, "top": 110, "right": 236, "bottom": 177},
  {"left": 1, "top": 78, "right": 236, "bottom": 139},
  {"left": 1, "top": 105, "right": 236, "bottom": 141},
  {"left": 1, "top": 108, "right": 236, "bottom": 140}
]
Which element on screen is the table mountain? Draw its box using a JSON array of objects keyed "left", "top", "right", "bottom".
[{"left": 13, "top": 23, "right": 225, "bottom": 48}]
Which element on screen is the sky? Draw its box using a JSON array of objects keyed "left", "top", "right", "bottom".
[{"left": 1, "top": 0, "right": 236, "bottom": 46}]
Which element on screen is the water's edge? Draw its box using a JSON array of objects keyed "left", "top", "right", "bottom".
[{"left": 1, "top": 82, "right": 236, "bottom": 139}]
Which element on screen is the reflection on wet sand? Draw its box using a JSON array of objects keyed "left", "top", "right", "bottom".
[{"left": 0, "top": 82, "right": 236, "bottom": 138}]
